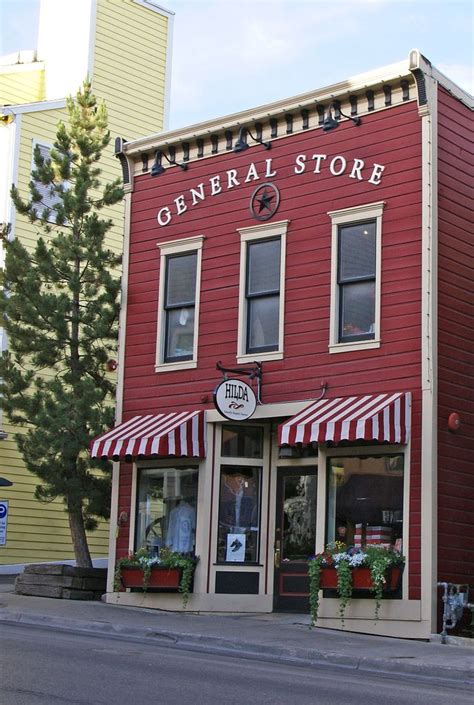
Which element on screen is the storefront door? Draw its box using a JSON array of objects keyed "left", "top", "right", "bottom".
[{"left": 273, "top": 468, "right": 317, "bottom": 612}]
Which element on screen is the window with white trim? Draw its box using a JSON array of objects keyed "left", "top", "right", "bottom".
[
  {"left": 237, "top": 221, "right": 288, "bottom": 363},
  {"left": 328, "top": 203, "right": 384, "bottom": 353},
  {"left": 32, "top": 141, "right": 63, "bottom": 222},
  {"left": 156, "top": 236, "right": 203, "bottom": 372}
]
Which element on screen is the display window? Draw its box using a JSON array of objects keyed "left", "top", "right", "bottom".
[
  {"left": 135, "top": 467, "right": 198, "bottom": 556},
  {"left": 326, "top": 454, "right": 404, "bottom": 552},
  {"left": 217, "top": 465, "right": 261, "bottom": 563}
]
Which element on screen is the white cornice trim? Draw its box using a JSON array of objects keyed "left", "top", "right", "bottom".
[
  {"left": 133, "top": 0, "right": 175, "bottom": 17},
  {"left": 123, "top": 59, "right": 411, "bottom": 155},
  {"left": 1, "top": 99, "right": 66, "bottom": 115},
  {"left": 0, "top": 61, "right": 44, "bottom": 74},
  {"left": 431, "top": 66, "right": 473, "bottom": 109},
  {"left": 409, "top": 49, "right": 473, "bottom": 110}
]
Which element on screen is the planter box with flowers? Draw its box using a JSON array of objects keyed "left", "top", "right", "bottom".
[
  {"left": 114, "top": 547, "right": 198, "bottom": 608},
  {"left": 308, "top": 542, "right": 405, "bottom": 625}
]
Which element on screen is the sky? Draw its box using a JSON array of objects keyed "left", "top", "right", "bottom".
[{"left": 1, "top": 0, "right": 472, "bottom": 130}]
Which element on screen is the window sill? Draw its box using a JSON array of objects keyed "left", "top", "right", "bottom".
[
  {"left": 236, "top": 351, "right": 283, "bottom": 364},
  {"left": 214, "top": 562, "right": 264, "bottom": 567},
  {"left": 328, "top": 339, "right": 381, "bottom": 354},
  {"left": 155, "top": 360, "right": 198, "bottom": 373}
]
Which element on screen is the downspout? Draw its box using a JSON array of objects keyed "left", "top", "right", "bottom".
[{"left": 408, "top": 49, "right": 438, "bottom": 635}]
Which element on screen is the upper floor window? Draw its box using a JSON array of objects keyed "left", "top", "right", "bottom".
[
  {"left": 237, "top": 220, "right": 288, "bottom": 364},
  {"left": 328, "top": 202, "right": 384, "bottom": 353},
  {"left": 32, "top": 142, "right": 63, "bottom": 222},
  {"left": 338, "top": 221, "right": 376, "bottom": 343},
  {"left": 156, "top": 236, "right": 204, "bottom": 372}
]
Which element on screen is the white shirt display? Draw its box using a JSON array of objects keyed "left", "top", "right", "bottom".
[{"left": 166, "top": 501, "right": 196, "bottom": 553}]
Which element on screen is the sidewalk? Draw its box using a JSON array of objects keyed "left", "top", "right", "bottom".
[{"left": 0, "top": 577, "right": 472, "bottom": 687}]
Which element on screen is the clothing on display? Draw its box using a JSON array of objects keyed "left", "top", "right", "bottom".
[{"left": 165, "top": 500, "right": 196, "bottom": 553}]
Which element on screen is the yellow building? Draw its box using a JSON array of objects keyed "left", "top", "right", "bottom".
[{"left": 0, "top": 0, "right": 173, "bottom": 569}]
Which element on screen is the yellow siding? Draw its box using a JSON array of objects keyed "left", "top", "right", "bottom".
[
  {"left": 92, "top": 0, "right": 170, "bottom": 140},
  {"left": 0, "top": 65, "right": 45, "bottom": 105},
  {"left": 0, "top": 0, "right": 170, "bottom": 567}
]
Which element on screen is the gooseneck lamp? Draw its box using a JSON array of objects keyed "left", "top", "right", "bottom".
[
  {"left": 233, "top": 126, "right": 271, "bottom": 153},
  {"left": 151, "top": 149, "right": 188, "bottom": 176},
  {"left": 322, "top": 103, "right": 362, "bottom": 132}
]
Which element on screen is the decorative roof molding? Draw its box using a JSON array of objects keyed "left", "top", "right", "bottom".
[{"left": 122, "top": 58, "right": 412, "bottom": 157}]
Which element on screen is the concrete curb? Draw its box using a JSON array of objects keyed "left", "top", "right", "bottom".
[{"left": 1, "top": 609, "right": 472, "bottom": 687}]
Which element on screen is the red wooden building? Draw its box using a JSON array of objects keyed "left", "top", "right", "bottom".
[{"left": 91, "top": 50, "right": 473, "bottom": 638}]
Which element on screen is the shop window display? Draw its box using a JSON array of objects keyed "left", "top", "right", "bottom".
[
  {"left": 327, "top": 455, "right": 404, "bottom": 551},
  {"left": 135, "top": 467, "right": 198, "bottom": 555},
  {"left": 217, "top": 466, "right": 261, "bottom": 563}
]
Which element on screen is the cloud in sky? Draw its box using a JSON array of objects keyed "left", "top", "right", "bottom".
[
  {"left": 0, "top": 0, "right": 471, "bottom": 129},
  {"left": 169, "top": 0, "right": 473, "bottom": 128}
]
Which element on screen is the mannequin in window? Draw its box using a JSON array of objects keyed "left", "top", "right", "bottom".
[{"left": 165, "top": 498, "right": 196, "bottom": 553}]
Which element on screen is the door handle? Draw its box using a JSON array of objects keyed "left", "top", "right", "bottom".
[{"left": 274, "top": 540, "right": 281, "bottom": 568}]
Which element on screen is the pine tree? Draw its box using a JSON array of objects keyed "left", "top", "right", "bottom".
[{"left": 0, "top": 81, "right": 123, "bottom": 567}]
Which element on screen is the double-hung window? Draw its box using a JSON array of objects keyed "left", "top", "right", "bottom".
[
  {"left": 328, "top": 203, "right": 384, "bottom": 352},
  {"left": 237, "top": 221, "right": 288, "bottom": 363},
  {"left": 31, "top": 141, "right": 64, "bottom": 222},
  {"left": 156, "top": 236, "right": 203, "bottom": 371}
]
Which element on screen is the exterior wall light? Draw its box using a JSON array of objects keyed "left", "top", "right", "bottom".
[
  {"left": 0, "top": 477, "right": 13, "bottom": 487},
  {"left": 322, "top": 103, "right": 362, "bottom": 132},
  {"left": 233, "top": 126, "right": 271, "bottom": 153},
  {"left": 151, "top": 149, "right": 188, "bottom": 176}
]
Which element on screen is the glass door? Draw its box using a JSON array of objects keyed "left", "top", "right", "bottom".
[{"left": 273, "top": 468, "right": 317, "bottom": 612}]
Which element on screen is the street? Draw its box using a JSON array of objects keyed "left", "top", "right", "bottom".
[{"left": 0, "top": 623, "right": 472, "bottom": 705}]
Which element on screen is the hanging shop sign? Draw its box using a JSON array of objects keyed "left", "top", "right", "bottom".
[{"left": 214, "top": 379, "right": 257, "bottom": 421}]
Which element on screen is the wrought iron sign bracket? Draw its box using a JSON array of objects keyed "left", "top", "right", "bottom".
[{"left": 216, "top": 361, "right": 263, "bottom": 404}]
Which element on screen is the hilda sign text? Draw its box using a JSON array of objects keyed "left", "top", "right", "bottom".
[{"left": 214, "top": 379, "right": 257, "bottom": 421}]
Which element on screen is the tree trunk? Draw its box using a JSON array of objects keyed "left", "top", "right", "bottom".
[{"left": 68, "top": 506, "right": 93, "bottom": 568}]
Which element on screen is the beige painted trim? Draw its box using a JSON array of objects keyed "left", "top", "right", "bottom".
[
  {"left": 206, "top": 399, "right": 314, "bottom": 424},
  {"left": 115, "top": 193, "right": 132, "bottom": 423},
  {"left": 106, "top": 461, "right": 120, "bottom": 592},
  {"left": 206, "top": 422, "right": 268, "bottom": 593},
  {"left": 328, "top": 201, "right": 385, "bottom": 351},
  {"left": 155, "top": 235, "right": 204, "bottom": 372},
  {"left": 236, "top": 220, "right": 288, "bottom": 364},
  {"left": 411, "top": 59, "right": 439, "bottom": 631}
]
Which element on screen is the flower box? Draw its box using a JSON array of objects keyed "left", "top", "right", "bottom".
[
  {"left": 120, "top": 566, "right": 182, "bottom": 591},
  {"left": 320, "top": 565, "right": 403, "bottom": 591}
]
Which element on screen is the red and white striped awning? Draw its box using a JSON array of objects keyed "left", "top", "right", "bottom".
[
  {"left": 279, "top": 393, "right": 411, "bottom": 446},
  {"left": 90, "top": 411, "right": 206, "bottom": 460}
]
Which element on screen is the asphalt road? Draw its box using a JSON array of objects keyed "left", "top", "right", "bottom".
[{"left": 1, "top": 623, "right": 472, "bottom": 705}]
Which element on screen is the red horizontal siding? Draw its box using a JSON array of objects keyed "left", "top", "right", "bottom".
[
  {"left": 436, "top": 87, "right": 474, "bottom": 589},
  {"left": 119, "top": 101, "right": 425, "bottom": 593}
]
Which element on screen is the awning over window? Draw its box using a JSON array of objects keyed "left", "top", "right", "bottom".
[
  {"left": 90, "top": 411, "right": 206, "bottom": 460},
  {"left": 278, "top": 393, "right": 411, "bottom": 446}
]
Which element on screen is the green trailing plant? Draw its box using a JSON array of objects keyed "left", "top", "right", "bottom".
[
  {"left": 114, "top": 547, "right": 199, "bottom": 608},
  {"left": 335, "top": 555, "right": 353, "bottom": 625},
  {"left": 308, "top": 554, "right": 324, "bottom": 627},
  {"left": 308, "top": 542, "right": 405, "bottom": 625}
]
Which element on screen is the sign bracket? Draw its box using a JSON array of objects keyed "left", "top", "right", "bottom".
[{"left": 216, "top": 361, "right": 263, "bottom": 404}]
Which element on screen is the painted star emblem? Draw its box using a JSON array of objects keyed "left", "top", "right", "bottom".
[
  {"left": 256, "top": 188, "right": 275, "bottom": 213},
  {"left": 250, "top": 183, "right": 280, "bottom": 221}
]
